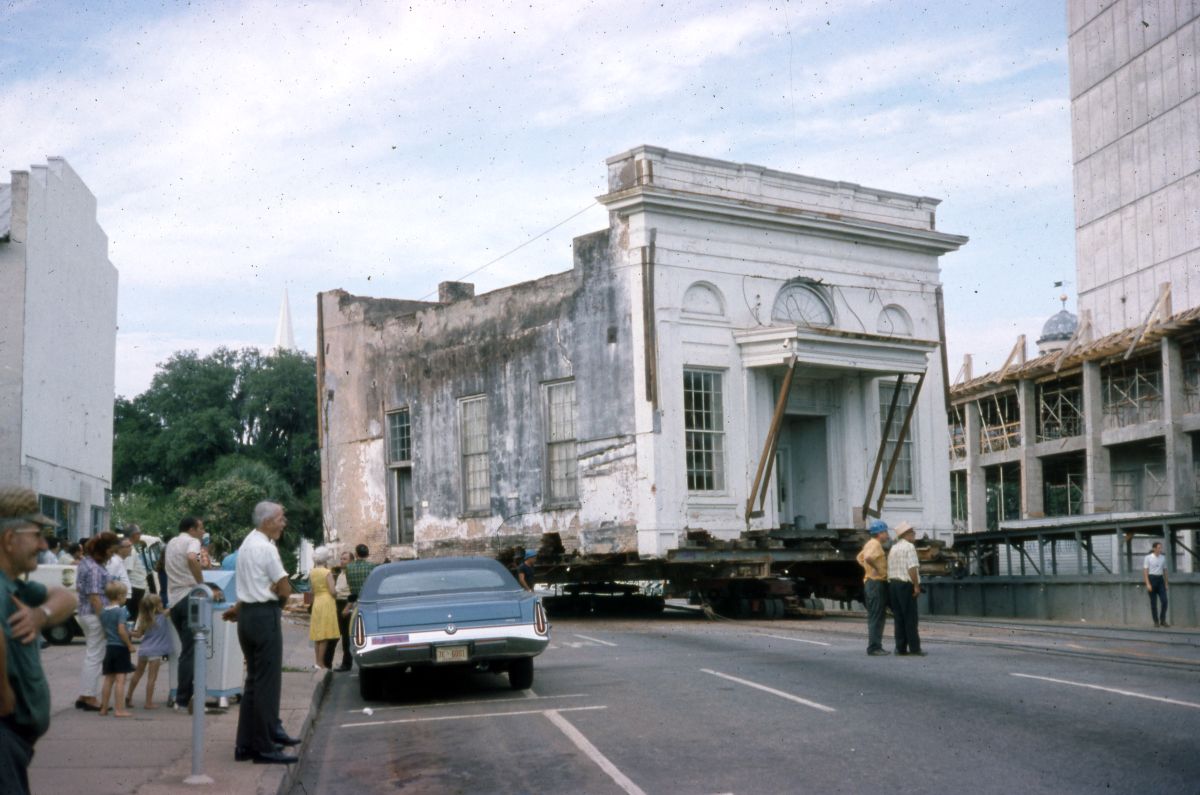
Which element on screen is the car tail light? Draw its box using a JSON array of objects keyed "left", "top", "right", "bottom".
[
  {"left": 353, "top": 612, "right": 365, "bottom": 647},
  {"left": 534, "top": 601, "right": 547, "bottom": 635}
]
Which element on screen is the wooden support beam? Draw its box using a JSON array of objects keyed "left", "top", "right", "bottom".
[
  {"left": 936, "top": 285, "right": 952, "bottom": 411},
  {"left": 990, "top": 335, "right": 1026, "bottom": 383},
  {"left": 1123, "top": 281, "right": 1172, "bottom": 360},
  {"left": 862, "top": 374, "right": 905, "bottom": 519},
  {"left": 745, "top": 355, "right": 798, "bottom": 522},
  {"left": 1054, "top": 309, "right": 1092, "bottom": 373}
]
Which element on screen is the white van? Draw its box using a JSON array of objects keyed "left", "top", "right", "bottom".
[{"left": 25, "top": 564, "right": 81, "bottom": 644}]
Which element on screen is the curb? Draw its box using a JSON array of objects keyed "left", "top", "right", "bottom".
[{"left": 276, "top": 668, "right": 333, "bottom": 795}]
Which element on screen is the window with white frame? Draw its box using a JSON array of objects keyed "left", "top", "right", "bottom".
[
  {"left": 879, "top": 381, "right": 916, "bottom": 496},
  {"left": 684, "top": 369, "right": 725, "bottom": 492},
  {"left": 459, "top": 396, "right": 490, "bottom": 512},
  {"left": 386, "top": 408, "right": 414, "bottom": 544},
  {"left": 544, "top": 380, "right": 578, "bottom": 504}
]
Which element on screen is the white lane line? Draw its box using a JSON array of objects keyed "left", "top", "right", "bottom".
[
  {"left": 347, "top": 693, "right": 588, "bottom": 713},
  {"left": 757, "top": 633, "right": 831, "bottom": 647},
  {"left": 701, "top": 668, "right": 836, "bottom": 713},
  {"left": 574, "top": 633, "right": 618, "bottom": 647},
  {"left": 1011, "top": 673, "right": 1200, "bottom": 710},
  {"left": 522, "top": 687, "right": 538, "bottom": 699},
  {"left": 545, "top": 709, "right": 646, "bottom": 795},
  {"left": 340, "top": 704, "right": 606, "bottom": 729}
]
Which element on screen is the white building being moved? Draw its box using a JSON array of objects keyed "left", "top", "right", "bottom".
[{"left": 0, "top": 158, "right": 119, "bottom": 539}]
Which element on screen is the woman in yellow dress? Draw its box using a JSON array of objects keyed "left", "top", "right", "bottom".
[{"left": 309, "top": 547, "right": 340, "bottom": 670}]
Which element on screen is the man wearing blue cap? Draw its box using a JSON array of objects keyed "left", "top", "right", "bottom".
[
  {"left": 517, "top": 550, "right": 538, "bottom": 592},
  {"left": 856, "top": 520, "right": 891, "bottom": 656}
]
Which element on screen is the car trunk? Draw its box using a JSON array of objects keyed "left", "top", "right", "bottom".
[{"left": 374, "top": 591, "right": 523, "bottom": 630}]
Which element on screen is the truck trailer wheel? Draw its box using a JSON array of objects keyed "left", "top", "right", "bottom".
[
  {"left": 508, "top": 657, "right": 534, "bottom": 690},
  {"left": 43, "top": 620, "right": 76, "bottom": 645}
]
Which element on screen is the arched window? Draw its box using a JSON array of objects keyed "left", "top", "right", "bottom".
[
  {"left": 682, "top": 282, "right": 725, "bottom": 316},
  {"left": 876, "top": 305, "right": 913, "bottom": 337},
  {"left": 772, "top": 283, "right": 834, "bottom": 327}
]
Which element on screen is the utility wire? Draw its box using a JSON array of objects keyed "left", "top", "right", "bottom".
[{"left": 419, "top": 202, "right": 600, "bottom": 301}]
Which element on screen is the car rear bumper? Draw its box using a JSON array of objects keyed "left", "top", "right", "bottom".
[{"left": 354, "top": 623, "right": 549, "bottom": 669}]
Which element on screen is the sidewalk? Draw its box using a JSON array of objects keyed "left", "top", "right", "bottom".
[{"left": 30, "top": 616, "right": 328, "bottom": 795}]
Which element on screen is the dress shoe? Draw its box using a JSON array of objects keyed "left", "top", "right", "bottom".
[
  {"left": 272, "top": 732, "right": 302, "bottom": 747},
  {"left": 1160, "top": 622, "right": 1170, "bottom": 628},
  {"left": 867, "top": 649, "right": 890, "bottom": 656},
  {"left": 75, "top": 699, "right": 101, "bottom": 712},
  {"left": 252, "top": 750, "right": 299, "bottom": 765},
  {"left": 235, "top": 744, "right": 281, "bottom": 761}
]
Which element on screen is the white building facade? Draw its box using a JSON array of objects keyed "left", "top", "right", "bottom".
[
  {"left": 318, "top": 147, "right": 966, "bottom": 562},
  {"left": 0, "top": 158, "right": 119, "bottom": 539}
]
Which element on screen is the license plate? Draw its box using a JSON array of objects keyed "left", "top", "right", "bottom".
[{"left": 434, "top": 645, "right": 468, "bottom": 663}]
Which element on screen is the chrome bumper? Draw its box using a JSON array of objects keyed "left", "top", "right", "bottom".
[{"left": 354, "top": 623, "right": 550, "bottom": 669}]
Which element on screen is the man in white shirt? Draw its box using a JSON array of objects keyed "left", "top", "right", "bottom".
[
  {"left": 223, "top": 501, "right": 296, "bottom": 765},
  {"left": 105, "top": 537, "right": 134, "bottom": 601},
  {"left": 164, "top": 517, "right": 217, "bottom": 712},
  {"left": 1143, "top": 541, "right": 1169, "bottom": 628},
  {"left": 887, "top": 521, "right": 925, "bottom": 657},
  {"left": 125, "top": 525, "right": 162, "bottom": 617}
]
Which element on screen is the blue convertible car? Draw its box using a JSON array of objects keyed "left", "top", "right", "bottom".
[{"left": 351, "top": 557, "right": 550, "bottom": 700}]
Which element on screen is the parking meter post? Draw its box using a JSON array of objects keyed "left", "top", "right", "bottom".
[{"left": 184, "top": 584, "right": 215, "bottom": 786}]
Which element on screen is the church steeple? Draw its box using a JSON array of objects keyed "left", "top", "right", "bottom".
[{"left": 273, "top": 288, "right": 296, "bottom": 352}]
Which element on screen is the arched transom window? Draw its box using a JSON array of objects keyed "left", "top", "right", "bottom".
[
  {"left": 772, "top": 283, "right": 834, "bottom": 328},
  {"left": 876, "top": 304, "right": 913, "bottom": 337}
]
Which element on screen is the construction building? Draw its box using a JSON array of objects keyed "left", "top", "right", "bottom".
[
  {"left": 0, "top": 158, "right": 119, "bottom": 539},
  {"left": 938, "top": 0, "right": 1199, "bottom": 626}
]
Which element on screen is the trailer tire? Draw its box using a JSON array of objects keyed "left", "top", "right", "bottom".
[
  {"left": 43, "top": 620, "right": 75, "bottom": 645},
  {"left": 509, "top": 657, "right": 534, "bottom": 690}
]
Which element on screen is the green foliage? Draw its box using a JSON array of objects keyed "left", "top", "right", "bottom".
[{"left": 113, "top": 347, "right": 323, "bottom": 561}]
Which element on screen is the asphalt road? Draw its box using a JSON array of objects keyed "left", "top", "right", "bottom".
[{"left": 291, "top": 613, "right": 1200, "bottom": 794}]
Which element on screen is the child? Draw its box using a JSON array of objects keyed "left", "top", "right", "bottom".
[
  {"left": 126, "top": 593, "right": 170, "bottom": 709},
  {"left": 98, "top": 581, "right": 136, "bottom": 717}
]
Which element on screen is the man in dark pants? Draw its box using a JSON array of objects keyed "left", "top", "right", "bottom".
[
  {"left": 164, "top": 516, "right": 218, "bottom": 711},
  {"left": 224, "top": 501, "right": 297, "bottom": 764},
  {"left": 1143, "top": 541, "right": 1169, "bottom": 627},
  {"left": 857, "top": 520, "right": 890, "bottom": 656},
  {"left": 886, "top": 521, "right": 925, "bottom": 657}
]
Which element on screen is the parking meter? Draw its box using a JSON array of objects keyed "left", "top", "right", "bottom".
[
  {"left": 184, "top": 583, "right": 215, "bottom": 786},
  {"left": 187, "top": 584, "right": 214, "bottom": 633}
]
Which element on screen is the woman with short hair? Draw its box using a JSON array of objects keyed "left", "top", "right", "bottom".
[{"left": 75, "top": 531, "right": 120, "bottom": 710}]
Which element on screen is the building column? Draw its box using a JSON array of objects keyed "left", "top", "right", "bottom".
[
  {"left": 964, "top": 400, "right": 988, "bottom": 532},
  {"left": 1162, "top": 337, "right": 1196, "bottom": 512},
  {"left": 1017, "top": 378, "right": 1043, "bottom": 518},
  {"left": 1081, "top": 361, "right": 1112, "bottom": 513}
]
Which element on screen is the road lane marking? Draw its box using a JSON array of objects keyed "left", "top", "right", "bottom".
[
  {"left": 573, "top": 633, "right": 618, "bottom": 647},
  {"left": 701, "top": 669, "right": 836, "bottom": 713},
  {"left": 1011, "top": 673, "right": 1200, "bottom": 710},
  {"left": 757, "top": 633, "right": 831, "bottom": 647},
  {"left": 347, "top": 693, "right": 589, "bottom": 713},
  {"left": 545, "top": 709, "right": 647, "bottom": 795},
  {"left": 340, "top": 704, "right": 606, "bottom": 729}
]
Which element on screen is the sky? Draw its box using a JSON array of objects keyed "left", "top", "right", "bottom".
[{"left": 0, "top": 0, "right": 1077, "bottom": 398}]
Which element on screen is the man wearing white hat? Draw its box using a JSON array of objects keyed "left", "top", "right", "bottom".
[{"left": 886, "top": 521, "right": 925, "bottom": 656}]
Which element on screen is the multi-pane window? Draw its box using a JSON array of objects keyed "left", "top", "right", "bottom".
[
  {"left": 879, "top": 382, "right": 915, "bottom": 496},
  {"left": 39, "top": 496, "right": 77, "bottom": 539},
  {"left": 387, "top": 409, "right": 411, "bottom": 463},
  {"left": 684, "top": 369, "right": 725, "bottom": 492},
  {"left": 459, "top": 396, "right": 490, "bottom": 512},
  {"left": 545, "top": 380, "right": 578, "bottom": 504}
]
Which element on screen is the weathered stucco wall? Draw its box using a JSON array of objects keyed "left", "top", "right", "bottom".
[{"left": 319, "top": 228, "right": 637, "bottom": 560}]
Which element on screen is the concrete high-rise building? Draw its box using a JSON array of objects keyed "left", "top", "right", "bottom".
[
  {"left": 1069, "top": 0, "right": 1200, "bottom": 333},
  {"left": 0, "top": 158, "right": 119, "bottom": 539}
]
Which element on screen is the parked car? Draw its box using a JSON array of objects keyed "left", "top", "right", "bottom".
[
  {"left": 25, "top": 563, "right": 82, "bottom": 644},
  {"left": 351, "top": 557, "right": 550, "bottom": 700}
]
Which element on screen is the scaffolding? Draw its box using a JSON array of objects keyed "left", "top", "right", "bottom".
[
  {"left": 1184, "top": 337, "right": 1200, "bottom": 415},
  {"left": 1111, "top": 463, "right": 1168, "bottom": 512},
  {"left": 1037, "top": 380, "right": 1082, "bottom": 441},
  {"left": 977, "top": 391, "right": 1020, "bottom": 453},
  {"left": 948, "top": 405, "right": 966, "bottom": 461},
  {"left": 1101, "top": 355, "right": 1162, "bottom": 429}
]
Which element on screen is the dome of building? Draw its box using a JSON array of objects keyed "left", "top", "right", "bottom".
[{"left": 1038, "top": 309, "right": 1078, "bottom": 343}]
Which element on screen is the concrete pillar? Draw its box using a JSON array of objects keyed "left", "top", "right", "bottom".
[
  {"left": 1017, "top": 379, "right": 1043, "bottom": 518},
  {"left": 963, "top": 400, "right": 988, "bottom": 532},
  {"left": 1081, "top": 361, "right": 1112, "bottom": 512},
  {"left": 1161, "top": 338, "right": 1196, "bottom": 512}
]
